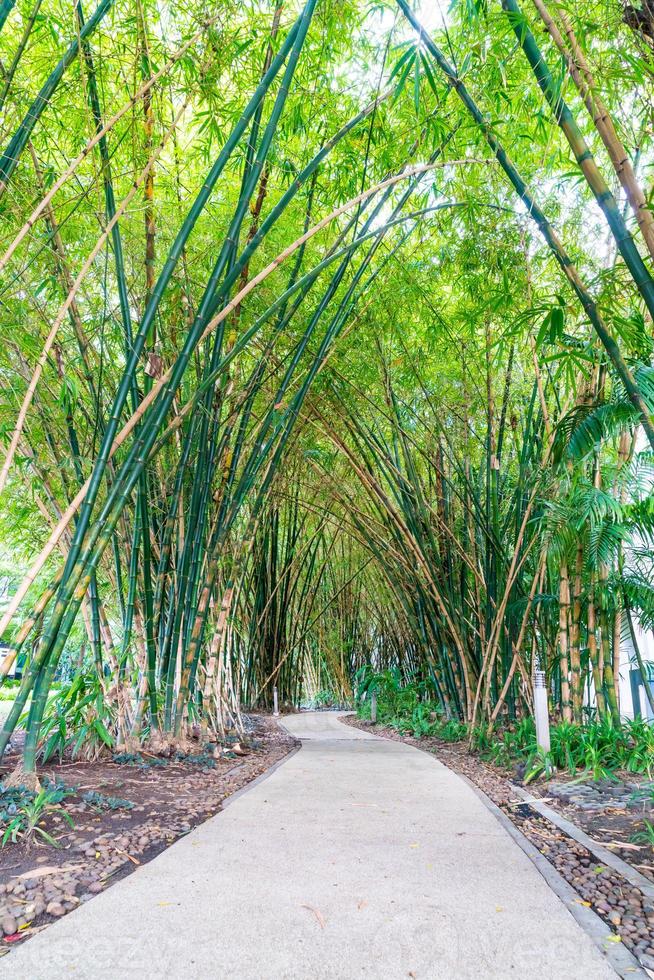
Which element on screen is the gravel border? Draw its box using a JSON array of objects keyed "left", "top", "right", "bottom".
[
  {"left": 512, "top": 785, "right": 654, "bottom": 902},
  {"left": 0, "top": 721, "right": 298, "bottom": 952},
  {"left": 459, "top": 770, "right": 646, "bottom": 979}
]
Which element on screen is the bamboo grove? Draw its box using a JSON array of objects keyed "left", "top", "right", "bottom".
[{"left": 1, "top": 0, "right": 654, "bottom": 783}]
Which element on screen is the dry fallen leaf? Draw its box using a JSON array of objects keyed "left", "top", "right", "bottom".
[
  {"left": 14, "top": 865, "right": 77, "bottom": 880},
  {"left": 301, "top": 904, "right": 325, "bottom": 929},
  {"left": 116, "top": 849, "right": 141, "bottom": 866}
]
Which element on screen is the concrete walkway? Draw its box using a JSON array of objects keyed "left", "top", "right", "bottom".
[{"left": 2, "top": 712, "right": 616, "bottom": 979}]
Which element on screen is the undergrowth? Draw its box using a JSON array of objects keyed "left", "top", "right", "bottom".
[{"left": 355, "top": 667, "right": 654, "bottom": 783}]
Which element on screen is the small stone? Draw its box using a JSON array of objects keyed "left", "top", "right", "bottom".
[
  {"left": 0, "top": 915, "right": 18, "bottom": 936},
  {"left": 45, "top": 902, "right": 65, "bottom": 917},
  {"left": 87, "top": 881, "right": 103, "bottom": 894}
]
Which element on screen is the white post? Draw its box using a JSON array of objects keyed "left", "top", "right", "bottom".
[
  {"left": 534, "top": 670, "right": 550, "bottom": 754},
  {"left": 370, "top": 690, "right": 377, "bottom": 724},
  {"left": 273, "top": 686, "right": 279, "bottom": 717}
]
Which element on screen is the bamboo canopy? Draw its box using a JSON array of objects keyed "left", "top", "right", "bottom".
[{"left": 0, "top": 0, "right": 654, "bottom": 783}]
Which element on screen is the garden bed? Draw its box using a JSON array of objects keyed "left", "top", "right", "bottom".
[
  {"left": 344, "top": 715, "right": 654, "bottom": 975},
  {"left": 527, "top": 775, "right": 654, "bottom": 885},
  {"left": 0, "top": 716, "right": 296, "bottom": 953}
]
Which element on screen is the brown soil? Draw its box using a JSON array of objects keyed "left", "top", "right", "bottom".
[{"left": 0, "top": 716, "right": 296, "bottom": 952}]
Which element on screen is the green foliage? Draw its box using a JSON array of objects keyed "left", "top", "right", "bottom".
[
  {"left": 362, "top": 680, "right": 654, "bottom": 782},
  {"left": 112, "top": 752, "right": 168, "bottom": 768},
  {"left": 0, "top": 780, "right": 74, "bottom": 847},
  {"left": 175, "top": 751, "right": 216, "bottom": 768},
  {"left": 82, "top": 790, "right": 134, "bottom": 811},
  {"left": 631, "top": 820, "right": 654, "bottom": 848},
  {"left": 356, "top": 670, "right": 465, "bottom": 740},
  {"left": 37, "top": 673, "right": 115, "bottom": 763},
  {"left": 475, "top": 716, "right": 654, "bottom": 781},
  {"left": 2, "top": 0, "right": 654, "bottom": 779}
]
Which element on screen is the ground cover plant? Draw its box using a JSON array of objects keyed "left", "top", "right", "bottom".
[{"left": 355, "top": 670, "right": 654, "bottom": 784}]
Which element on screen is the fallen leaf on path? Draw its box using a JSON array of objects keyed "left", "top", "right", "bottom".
[
  {"left": 574, "top": 899, "right": 591, "bottom": 907},
  {"left": 357, "top": 900, "right": 367, "bottom": 911},
  {"left": 301, "top": 904, "right": 325, "bottom": 929},
  {"left": 605, "top": 935, "right": 622, "bottom": 943}
]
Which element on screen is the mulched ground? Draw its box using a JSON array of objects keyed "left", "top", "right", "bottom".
[
  {"left": 344, "top": 715, "right": 654, "bottom": 975},
  {"left": 0, "top": 716, "right": 296, "bottom": 953}
]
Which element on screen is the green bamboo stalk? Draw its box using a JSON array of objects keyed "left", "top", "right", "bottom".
[
  {"left": 0, "top": 0, "right": 15, "bottom": 33},
  {"left": 395, "top": 0, "right": 654, "bottom": 452},
  {"left": 0, "top": 0, "right": 115, "bottom": 193},
  {"left": 502, "top": 0, "right": 654, "bottom": 320}
]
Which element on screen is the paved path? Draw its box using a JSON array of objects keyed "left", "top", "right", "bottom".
[{"left": 2, "top": 712, "right": 616, "bottom": 979}]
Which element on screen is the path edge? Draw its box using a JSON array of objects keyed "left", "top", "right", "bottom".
[
  {"left": 220, "top": 739, "right": 301, "bottom": 813},
  {"left": 509, "top": 784, "right": 654, "bottom": 900},
  {"left": 460, "top": 770, "right": 646, "bottom": 980},
  {"left": 337, "top": 715, "right": 646, "bottom": 980}
]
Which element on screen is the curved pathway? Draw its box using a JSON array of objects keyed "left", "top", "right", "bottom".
[{"left": 2, "top": 712, "right": 616, "bottom": 978}]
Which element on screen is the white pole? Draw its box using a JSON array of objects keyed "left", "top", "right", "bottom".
[
  {"left": 370, "top": 690, "right": 377, "bottom": 724},
  {"left": 534, "top": 670, "right": 550, "bottom": 754},
  {"left": 273, "top": 686, "right": 279, "bottom": 717}
]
